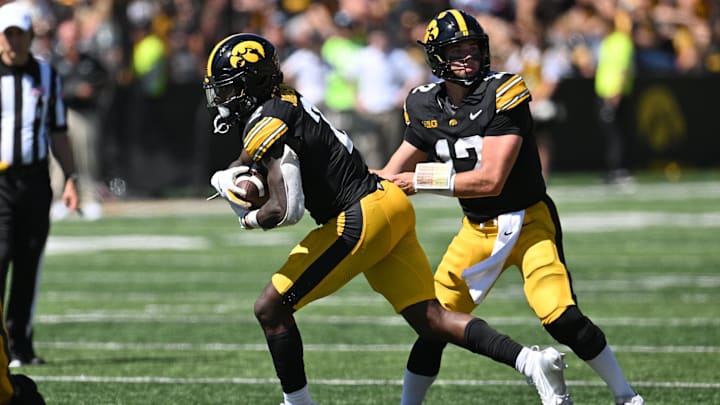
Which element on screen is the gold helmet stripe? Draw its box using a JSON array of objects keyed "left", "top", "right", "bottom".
[
  {"left": 448, "top": 9, "right": 468, "bottom": 36},
  {"left": 496, "top": 74, "right": 531, "bottom": 112},
  {"left": 244, "top": 116, "right": 288, "bottom": 161},
  {"left": 206, "top": 33, "right": 242, "bottom": 76}
]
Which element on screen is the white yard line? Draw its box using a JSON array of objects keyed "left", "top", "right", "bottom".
[
  {"left": 412, "top": 180, "right": 720, "bottom": 207},
  {"left": 45, "top": 235, "right": 209, "bottom": 253},
  {"left": 35, "top": 341, "right": 720, "bottom": 354},
  {"left": 96, "top": 181, "right": 720, "bottom": 218},
  {"left": 44, "top": 233, "right": 293, "bottom": 254},
  {"left": 32, "top": 313, "right": 720, "bottom": 327},
  {"left": 42, "top": 209, "right": 720, "bottom": 254},
  {"left": 425, "top": 211, "right": 720, "bottom": 233},
  {"left": 560, "top": 211, "right": 720, "bottom": 232},
  {"left": 547, "top": 181, "right": 720, "bottom": 203},
  {"left": 27, "top": 374, "right": 720, "bottom": 389}
]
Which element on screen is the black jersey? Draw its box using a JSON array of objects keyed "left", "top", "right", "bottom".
[
  {"left": 403, "top": 72, "right": 546, "bottom": 223},
  {"left": 242, "top": 85, "right": 378, "bottom": 225}
]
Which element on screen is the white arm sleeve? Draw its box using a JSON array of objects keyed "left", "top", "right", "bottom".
[{"left": 276, "top": 145, "right": 305, "bottom": 227}]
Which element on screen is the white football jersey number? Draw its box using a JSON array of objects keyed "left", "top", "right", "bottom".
[
  {"left": 410, "top": 83, "right": 439, "bottom": 94},
  {"left": 435, "top": 135, "right": 483, "bottom": 170},
  {"left": 301, "top": 96, "right": 354, "bottom": 154}
]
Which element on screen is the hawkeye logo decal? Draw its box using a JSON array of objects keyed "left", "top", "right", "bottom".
[
  {"left": 424, "top": 19, "right": 439, "bottom": 43},
  {"left": 230, "top": 40, "right": 265, "bottom": 68}
]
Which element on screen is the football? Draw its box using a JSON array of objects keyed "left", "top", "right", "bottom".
[{"left": 232, "top": 170, "right": 269, "bottom": 209}]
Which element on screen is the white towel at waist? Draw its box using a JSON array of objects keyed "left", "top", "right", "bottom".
[{"left": 461, "top": 210, "right": 525, "bottom": 304}]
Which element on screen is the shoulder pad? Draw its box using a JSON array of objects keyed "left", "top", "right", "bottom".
[
  {"left": 243, "top": 106, "right": 289, "bottom": 162},
  {"left": 404, "top": 82, "right": 442, "bottom": 125},
  {"left": 278, "top": 84, "right": 299, "bottom": 106},
  {"left": 490, "top": 73, "right": 531, "bottom": 113}
]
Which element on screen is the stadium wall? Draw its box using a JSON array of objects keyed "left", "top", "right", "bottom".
[
  {"left": 551, "top": 76, "right": 720, "bottom": 172},
  {"left": 106, "top": 76, "right": 719, "bottom": 196}
]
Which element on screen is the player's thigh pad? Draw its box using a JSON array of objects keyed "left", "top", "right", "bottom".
[
  {"left": 363, "top": 181, "right": 436, "bottom": 312},
  {"left": 434, "top": 217, "right": 497, "bottom": 314},
  {"left": 272, "top": 200, "right": 381, "bottom": 309},
  {"left": 272, "top": 180, "right": 433, "bottom": 311},
  {"left": 512, "top": 201, "right": 576, "bottom": 323}
]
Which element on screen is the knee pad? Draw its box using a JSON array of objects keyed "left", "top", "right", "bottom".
[
  {"left": 544, "top": 306, "right": 606, "bottom": 360},
  {"left": 11, "top": 374, "right": 46, "bottom": 405}
]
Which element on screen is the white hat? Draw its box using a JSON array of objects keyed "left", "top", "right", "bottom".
[{"left": 0, "top": 2, "right": 33, "bottom": 33}]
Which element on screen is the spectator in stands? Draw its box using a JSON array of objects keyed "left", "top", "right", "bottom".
[
  {"left": 50, "top": 17, "right": 109, "bottom": 220},
  {"left": 595, "top": 8, "right": 635, "bottom": 185},
  {"left": 7, "top": 0, "right": 718, "bottom": 196},
  {"left": 504, "top": 5, "right": 574, "bottom": 180},
  {"left": 319, "top": 8, "right": 364, "bottom": 146},
  {"left": 347, "top": 27, "right": 425, "bottom": 168},
  {"left": 124, "top": 0, "right": 169, "bottom": 195},
  {"left": 281, "top": 10, "right": 328, "bottom": 108}
]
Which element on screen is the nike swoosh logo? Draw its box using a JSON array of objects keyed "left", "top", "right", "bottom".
[
  {"left": 503, "top": 231, "right": 513, "bottom": 236},
  {"left": 469, "top": 109, "right": 483, "bottom": 120}
]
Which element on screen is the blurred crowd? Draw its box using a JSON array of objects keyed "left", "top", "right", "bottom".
[{"left": 4, "top": 0, "right": 719, "bottom": 198}]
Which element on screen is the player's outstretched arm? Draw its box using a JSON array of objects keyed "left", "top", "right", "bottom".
[{"left": 374, "top": 141, "right": 427, "bottom": 180}]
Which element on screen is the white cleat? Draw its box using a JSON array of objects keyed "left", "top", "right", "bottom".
[
  {"left": 527, "top": 346, "right": 573, "bottom": 405},
  {"left": 616, "top": 394, "right": 645, "bottom": 405}
]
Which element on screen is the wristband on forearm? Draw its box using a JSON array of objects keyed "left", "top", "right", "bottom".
[
  {"left": 413, "top": 162, "right": 455, "bottom": 196},
  {"left": 65, "top": 172, "right": 79, "bottom": 182},
  {"left": 240, "top": 209, "right": 261, "bottom": 229}
]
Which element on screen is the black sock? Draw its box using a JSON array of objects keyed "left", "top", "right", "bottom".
[
  {"left": 406, "top": 337, "right": 448, "bottom": 376},
  {"left": 464, "top": 318, "right": 523, "bottom": 368},
  {"left": 265, "top": 323, "right": 307, "bottom": 393}
]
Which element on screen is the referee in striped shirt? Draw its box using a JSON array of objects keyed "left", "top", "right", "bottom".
[{"left": 0, "top": 1, "right": 78, "bottom": 369}]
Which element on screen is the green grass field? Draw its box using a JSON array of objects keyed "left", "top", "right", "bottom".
[{"left": 16, "top": 171, "right": 720, "bottom": 404}]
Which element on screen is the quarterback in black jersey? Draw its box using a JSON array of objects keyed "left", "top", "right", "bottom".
[
  {"left": 377, "top": 9, "right": 643, "bottom": 405},
  {"left": 204, "top": 33, "right": 571, "bottom": 405}
]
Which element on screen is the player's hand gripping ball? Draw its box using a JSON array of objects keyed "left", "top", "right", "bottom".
[{"left": 231, "top": 169, "right": 269, "bottom": 209}]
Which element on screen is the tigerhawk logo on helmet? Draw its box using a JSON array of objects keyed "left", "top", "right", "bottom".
[
  {"left": 229, "top": 40, "right": 265, "bottom": 68},
  {"left": 203, "top": 33, "right": 283, "bottom": 133}
]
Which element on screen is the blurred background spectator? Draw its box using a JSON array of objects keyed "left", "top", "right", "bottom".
[
  {"left": 49, "top": 14, "right": 110, "bottom": 220},
  {"left": 347, "top": 26, "right": 424, "bottom": 168},
  {"left": 281, "top": 7, "right": 329, "bottom": 109},
  {"left": 594, "top": 5, "right": 636, "bottom": 185},
  {"left": 4, "top": 0, "right": 716, "bottom": 199}
]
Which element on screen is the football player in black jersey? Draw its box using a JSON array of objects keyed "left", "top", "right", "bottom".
[
  {"left": 375, "top": 9, "right": 644, "bottom": 405},
  {"left": 204, "top": 33, "right": 572, "bottom": 405}
]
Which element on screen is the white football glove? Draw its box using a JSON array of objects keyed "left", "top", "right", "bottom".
[
  {"left": 225, "top": 190, "right": 251, "bottom": 220},
  {"left": 210, "top": 166, "right": 251, "bottom": 199}
]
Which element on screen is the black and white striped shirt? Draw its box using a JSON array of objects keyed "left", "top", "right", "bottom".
[{"left": 0, "top": 56, "right": 67, "bottom": 167}]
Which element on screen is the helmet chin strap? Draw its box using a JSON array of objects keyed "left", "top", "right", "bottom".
[
  {"left": 444, "top": 55, "right": 481, "bottom": 86},
  {"left": 211, "top": 92, "right": 265, "bottom": 135},
  {"left": 449, "top": 76, "right": 480, "bottom": 87},
  {"left": 213, "top": 114, "right": 231, "bottom": 135},
  {"left": 213, "top": 105, "right": 242, "bottom": 135}
]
